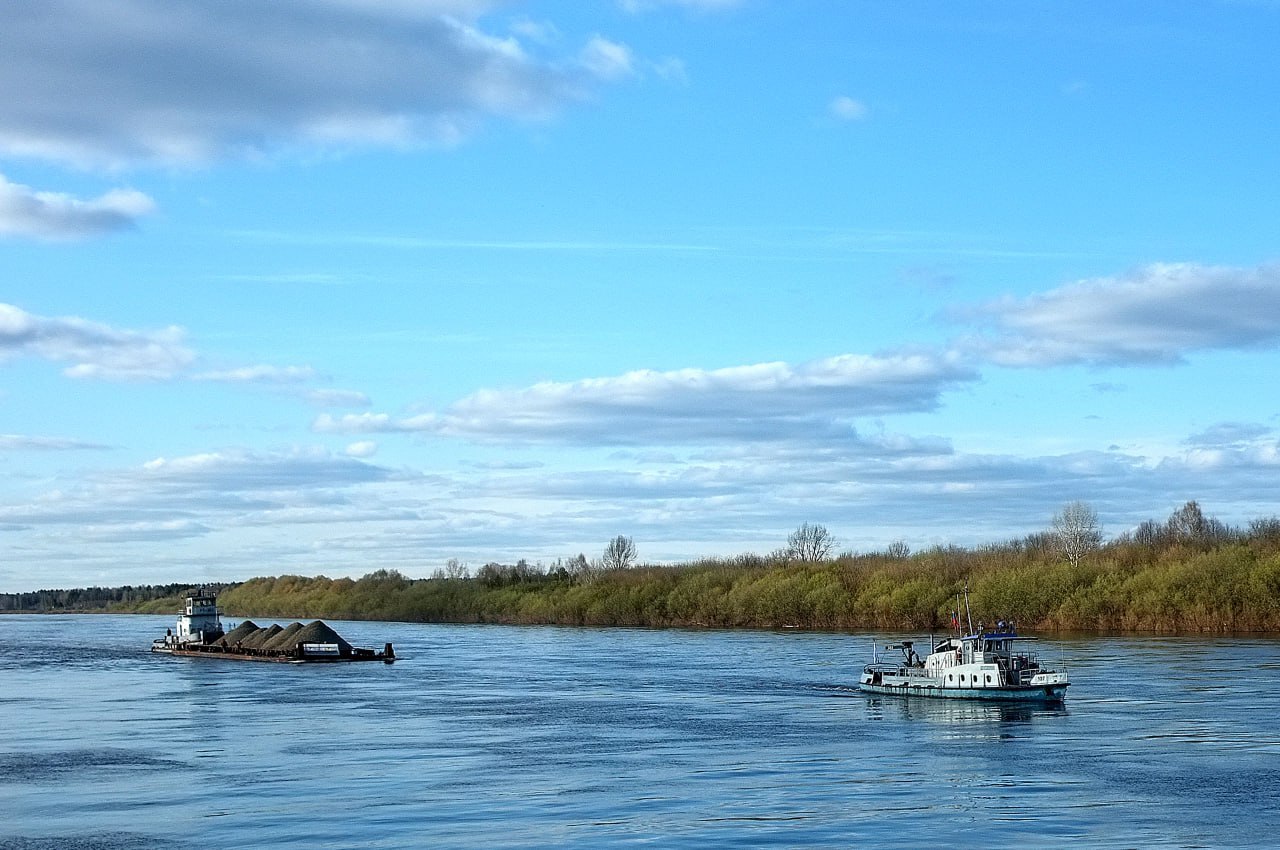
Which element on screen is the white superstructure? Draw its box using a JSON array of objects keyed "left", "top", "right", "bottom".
[{"left": 161, "top": 590, "right": 225, "bottom": 647}]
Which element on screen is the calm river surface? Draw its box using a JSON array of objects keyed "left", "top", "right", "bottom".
[{"left": 3, "top": 615, "right": 1279, "bottom": 849}]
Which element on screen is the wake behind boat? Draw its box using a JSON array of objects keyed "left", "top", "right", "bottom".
[{"left": 859, "top": 592, "right": 1068, "bottom": 703}]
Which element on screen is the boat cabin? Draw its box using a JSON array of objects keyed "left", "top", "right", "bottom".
[
  {"left": 173, "top": 590, "right": 224, "bottom": 645},
  {"left": 924, "top": 631, "right": 1045, "bottom": 686}
]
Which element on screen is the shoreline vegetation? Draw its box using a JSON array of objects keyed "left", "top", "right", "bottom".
[{"left": 5, "top": 502, "right": 1280, "bottom": 635}]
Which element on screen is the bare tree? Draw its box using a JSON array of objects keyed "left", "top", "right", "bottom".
[
  {"left": 1249, "top": 516, "right": 1280, "bottom": 543},
  {"left": 601, "top": 535, "right": 637, "bottom": 570},
  {"left": 885, "top": 539, "right": 911, "bottom": 560},
  {"left": 1051, "top": 501, "right": 1103, "bottom": 568},
  {"left": 1169, "top": 500, "right": 1234, "bottom": 547},
  {"left": 787, "top": 522, "right": 835, "bottom": 562},
  {"left": 1167, "top": 500, "right": 1209, "bottom": 542}
]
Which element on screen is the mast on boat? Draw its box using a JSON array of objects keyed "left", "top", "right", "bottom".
[{"left": 963, "top": 582, "right": 974, "bottom": 636}]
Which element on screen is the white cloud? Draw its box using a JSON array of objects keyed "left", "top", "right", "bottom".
[
  {"left": 0, "top": 434, "right": 110, "bottom": 451},
  {"left": 137, "top": 447, "right": 397, "bottom": 491},
  {"left": 510, "top": 17, "right": 561, "bottom": 45},
  {"left": 314, "top": 351, "right": 978, "bottom": 445},
  {"left": 828, "top": 95, "right": 868, "bottom": 122},
  {"left": 0, "top": 302, "right": 194, "bottom": 380},
  {"left": 580, "top": 37, "right": 636, "bottom": 80},
  {"left": 1185, "top": 422, "right": 1273, "bottom": 448},
  {"left": 0, "top": 174, "right": 155, "bottom": 239},
  {"left": 81, "top": 519, "right": 212, "bottom": 543},
  {"left": 315, "top": 412, "right": 401, "bottom": 433},
  {"left": 652, "top": 57, "right": 689, "bottom": 84},
  {"left": 0, "top": 446, "right": 414, "bottom": 585},
  {"left": 0, "top": 0, "right": 598, "bottom": 169},
  {"left": 6, "top": 422, "right": 1280, "bottom": 588},
  {"left": 964, "top": 262, "right": 1280, "bottom": 366},
  {"left": 195, "top": 365, "right": 317, "bottom": 384},
  {"left": 0, "top": 303, "right": 350, "bottom": 391},
  {"left": 345, "top": 441, "right": 379, "bottom": 458}
]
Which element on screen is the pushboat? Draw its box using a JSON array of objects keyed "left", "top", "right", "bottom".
[
  {"left": 859, "top": 593, "right": 1068, "bottom": 703},
  {"left": 151, "top": 589, "right": 394, "bottom": 664}
]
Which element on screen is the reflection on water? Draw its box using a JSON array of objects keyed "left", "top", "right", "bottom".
[
  {"left": 2, "top": 616, "right": 1280, "bottom": 849},
  {"left": 864, "top": 693, "right": 1068, "bottom": 726}
]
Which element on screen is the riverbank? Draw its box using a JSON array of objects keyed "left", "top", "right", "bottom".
[
  {"left": 218, "top": 545, "right": 1280, "bottom": 634},
  {"left": 8, "top": 519, "right": 1279, "bottom": 634}
]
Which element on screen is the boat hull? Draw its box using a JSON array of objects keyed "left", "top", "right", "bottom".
[
  {"left": 151, "top": 646, "right": 393, "bottom": 664},
  {"left": 859, "top": 681, "right": 1067, "bottom": 703}
]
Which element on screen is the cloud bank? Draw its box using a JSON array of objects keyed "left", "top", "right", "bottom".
[
  {"left": 315, "top": 351, "right": 978, "bottom": 445},
  {"left": 967, "top": 262, "right": 1280, "bottom": 367},
  {"left": 313, "top": 260, "right": 1280, "bottom": 452},
  {"left": 0, "top": 302, "right": 194, "bottom": 380},
  {"left": 0, "top": 0, "right": 606, "bottom": 168},
  {"left": 7, "top": 421, "right": 1279, "bottom": 588},
  {"left": 9, "top": 259, "right": 1280, "bottom": 585},
  {"left": 0, "top": 302, "right": 325, "bottom": 387}
]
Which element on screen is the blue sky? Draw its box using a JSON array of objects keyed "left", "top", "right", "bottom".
[{"left": 3, "top": 0, "right": 1280, "bottom": 591}]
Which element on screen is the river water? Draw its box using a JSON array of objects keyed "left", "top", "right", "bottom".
[{"left": 2, "top": 615, "right": 1278, "bottom": 849}]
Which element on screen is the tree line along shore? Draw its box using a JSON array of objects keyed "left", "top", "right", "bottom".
[{"left": 5, "top": 501, "right": 1280, "bottom": 634}]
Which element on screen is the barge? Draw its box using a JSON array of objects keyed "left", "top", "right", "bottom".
[{"left": 151, "top": 589, "right": 394, "bottom": 663}]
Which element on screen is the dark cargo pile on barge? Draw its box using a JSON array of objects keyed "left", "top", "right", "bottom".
[{"left": 151, "top": 589, "right": 394, "bottom": 663}]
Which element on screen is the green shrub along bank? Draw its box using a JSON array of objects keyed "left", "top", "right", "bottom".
[
  {"left": 214, "top": 533, "right": 1280, "bottom": 635},
  {"left": 11, "top": 502, "right": 1280, "bottom": 633}
]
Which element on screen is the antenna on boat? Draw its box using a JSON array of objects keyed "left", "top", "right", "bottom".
[{"left": 963, "top": 582, "right": 974, "bottom": 635}]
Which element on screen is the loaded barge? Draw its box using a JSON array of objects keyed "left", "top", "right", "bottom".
[{"left": 151, "top": 590, "right": 394, "bottom": 663}]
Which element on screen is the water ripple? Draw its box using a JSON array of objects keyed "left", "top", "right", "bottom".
[{"left": 3, "top": 616, "right": 1280, "bottom": 848}]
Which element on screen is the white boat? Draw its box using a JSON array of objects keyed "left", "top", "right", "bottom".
[{"left": 859, "top": 593, "right": 1069, "bottom": 702}]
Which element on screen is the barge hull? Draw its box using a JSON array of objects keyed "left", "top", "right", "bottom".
[
  {"left": 153, "top": 647, "right": 391, "bottom": 663},
  {"left": 151, "top": 645, "right": 393, "bottom": 663},
  {"left": 859, "top": 682, "right": 1067, "bottom": 703}
]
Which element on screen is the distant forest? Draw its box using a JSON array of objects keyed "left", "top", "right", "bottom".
[
  {"left": 0, "top": 582, "right": 237, "bottom": 614},
  {"left": 7, "top": 501, "right": 1280, "bottom": 634}
]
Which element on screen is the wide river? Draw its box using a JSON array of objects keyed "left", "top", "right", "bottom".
[{"left": 2, "top": 615, "right": 1278, "bottom": 848}]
